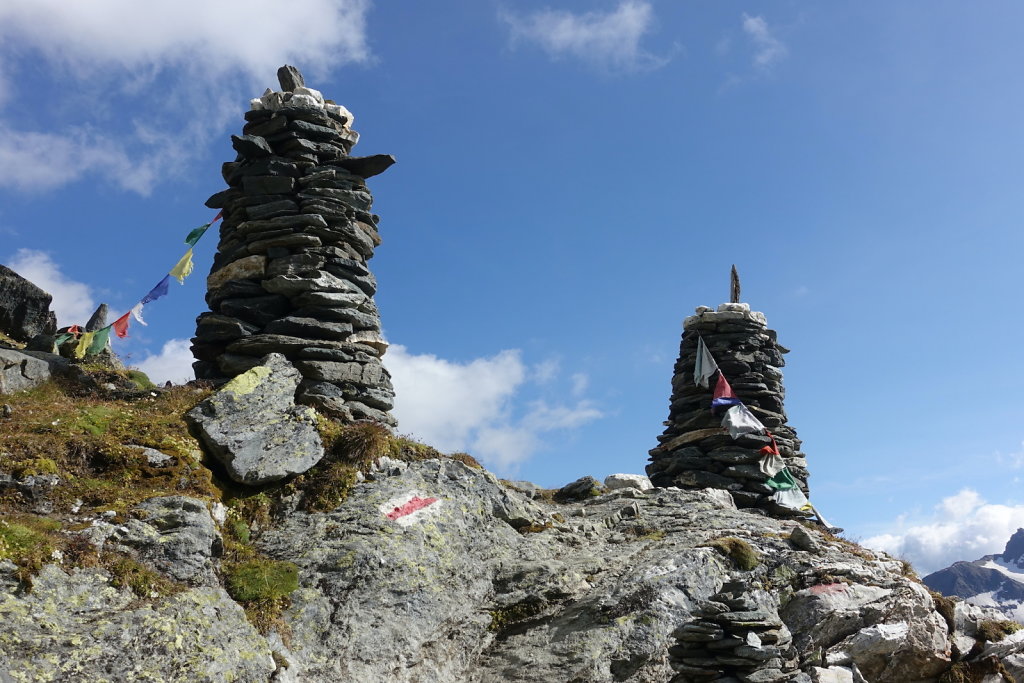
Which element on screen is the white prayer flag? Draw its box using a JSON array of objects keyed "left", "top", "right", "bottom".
[
  {"left": 694, "top": 336, "right": 719, "bottom": 388},
  {"left": 721, "top": 404, "right": 765, "bottom": 438}
]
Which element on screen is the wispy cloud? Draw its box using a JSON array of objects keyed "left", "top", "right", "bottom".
[
  {"left": 385, "top": 344, "right": 603, "bottom": 471},
  {"left": 501, "top": 1, "right": 669, "bottom": 73},
  {"left": 0, "top": 0, "right": 372, "bottom": 194},
  {"left": 5, "top": 248, "right": 95, "bottom": 326},
  {"left": 135, "top": 338, "right": 195, "bottom": 385},
  {"left": 862, "top": 488, "right": 1024, "bottom": 575},
  {"left": 741, "top": 13, "right": 787, "bottom": 71}
]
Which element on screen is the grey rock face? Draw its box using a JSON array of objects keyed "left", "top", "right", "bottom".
[
  {"left": 0, "top": 264, "right": 57, "bottom": 342},
  {"left": 185, "top": 353, "right": 324, "bottom": 485},
  {"left": 0, "top": 564, "right": 275, "bottom": 681},
  {"left": 106, "top": 496, "right": 222, "bottom": 585},
  {"left": 193, "top": 71, "right": 395, "bottom": 425},
  {"left": 0, "top": 348, "right": 52, "bottom": 394}
]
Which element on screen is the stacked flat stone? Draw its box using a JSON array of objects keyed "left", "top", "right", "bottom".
[
  {"left": 647, "top": 303, "right": 809, "bottom": 511},
  {"left": 669, "top": 583, "right": 798, "bottom": 682},
  {"left": 192, "top": 65, "right": 397, "bottom": 426}
]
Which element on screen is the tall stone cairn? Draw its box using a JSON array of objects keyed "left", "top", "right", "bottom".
[
  {"left": 193, "top": 65, "right": 397, "bottom": 426},
  {"left": 646, "top": 302, "right": 809, "bottom": 512}
]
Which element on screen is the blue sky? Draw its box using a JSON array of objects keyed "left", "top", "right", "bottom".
[{"left": 1, "top": 1, "right": 1023, "bottom": 573}]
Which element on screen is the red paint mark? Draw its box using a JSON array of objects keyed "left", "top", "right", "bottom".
[
  {"left": 386, "top": 496, "right": 438, "bottom": 520},
  {"left": 810, "top": 583, "right": 847, "bottom": 595}
]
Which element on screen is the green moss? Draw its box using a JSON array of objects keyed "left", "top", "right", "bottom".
[
  {"left": 104, "top": 555, "right": 182, "bottom": 598},
  {"left": 976, "top": 619, "right": 1022, "bottom": 643},
  {"left": 225, "top": 559, "right": 299, "bottom": 602},
  {"left": 125, "top": 370, "right": 155, "bottom": 390},
  {"left": 704, "top": 536, "right": 761, "bottom": 571},
  {"left": 0, "top": 517, "right": 57, "bottom": 575},
  {"left": 488, "top": 598, "right": 546, "bottom": 632}
]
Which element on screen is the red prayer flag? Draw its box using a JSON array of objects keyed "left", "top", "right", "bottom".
[
  {"left": 68, "top": 324, "right": 81, "bottom": 335},
  {"left": 112, "top": 311, "right": 131, "bottom": 338},
  {"left": 213, "top": 209, "right": 223, "bottom": 222},
  {"left": 713, "top": 373, "right": 735, "bottom": 400}
]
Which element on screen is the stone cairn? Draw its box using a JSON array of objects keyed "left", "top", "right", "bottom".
[
  {"left": 193, "top": 65, "right": 396, "bottom": 426},
  {"left": 646, "top": 302, "right": 808, "bottom": 511},
  {"left": 669, "top": 582, "right": 797, "bottom": 681}
]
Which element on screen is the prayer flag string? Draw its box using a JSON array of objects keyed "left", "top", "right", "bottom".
[{"left": 57, "top": 211, "right": 221, "bottom": 355}]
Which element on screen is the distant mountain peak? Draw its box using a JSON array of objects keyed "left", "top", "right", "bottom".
[{"left": 1003, "top": 528, "right": 1024, "bottom": 565}]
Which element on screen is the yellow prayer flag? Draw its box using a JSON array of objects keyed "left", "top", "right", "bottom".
[
  {"left": 74, "top": 331, "right": 95, "bottom": 359},
  {"left": 169, "top": 249, "right": 195, "bottom": 284}
]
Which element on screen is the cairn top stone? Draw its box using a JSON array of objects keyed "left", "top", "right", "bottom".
[{"left": 277, "top": 64, "right": 305, "bottom": 92}]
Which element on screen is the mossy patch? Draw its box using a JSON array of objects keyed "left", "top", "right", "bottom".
[
  {"left": 976, "top": 619, "right": 1022, "bottom": 643},
  {"left": 105, "top": 554, "right": 182, "bottom": 598},
  {"left": 930, "top": 590, "right": 957, "bottom": 632},
  {"left": 488, "top": 598, "right": 546, "bottom": 632},
  {"left": 225, "top": 559, "right": 299, "bottom": 602},
  {"left": 0, "top": 516, "right": 58, "bottom": 578},
  {"left": 704, "top": 536, "right": 761, "bottom": 571}
]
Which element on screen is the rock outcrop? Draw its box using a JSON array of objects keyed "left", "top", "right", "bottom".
[
  {"left": 192, "top": 65, "right": 396, "bottom": 426},
  {"left": 648, "top": 303, "right": 809, "bottom": 511},
  {"left": 0, "top": 264, "right": 57, "bottom": 343},
  {"left": 185, "top": 353, "right": 324, "bottom": 485}
]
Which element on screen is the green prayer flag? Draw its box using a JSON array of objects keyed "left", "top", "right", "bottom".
[
  {"left": 184, "top": 223, "right": 211, "bottom": 248},
  {"left": 765, "top": 468, "right": 798, "bottom": 491},
  {"left": 53, "top": 333, "right": 74, "bottom": 346},
  {"left": 86, "top": 326, "right": 112, "bottom": 355}
]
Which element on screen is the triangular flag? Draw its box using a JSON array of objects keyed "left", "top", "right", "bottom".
[
  {"left": 213, "top": 209, "right": 223, "bottom": 222},
  {"left": 772, "top": 487, "right": 809, "bottom": 511},
  {"left": 168, "top": 249, "right": 195, "bottom": 284},
  {"left": 74, "top": 331, "right": 95, "bottom": 359},
  {"left": 759, "top": 451, "right": 785, "bottom": 477},
  {"left": 68, "top": 325, "right": 81, "bottom": 335},
  {"left": 694, "top": 336, "right": 719, "bottom": 388},
  {"left": 765, "top": 467, "right": 797, "bottom": 491},
  {"left": 721, "top": 404, "right": 765, "bottom": 438},
  {"left": 713, "top": 373, "right": 735, "bottom": 400},
  {"left": 87, "top": 326, "right": 112, "bottom": 355},
  {"left": 130, "top": 303, "right": 148, "bottom": 326},
  {"left": 112, "top": 312, "right": 131, "bottom": 338},
  {"left": 141, "top": 276, "right": 171, "bottom": 304},
  {"left": 184, "top": 222, "right": 211, "bottom": 248}
]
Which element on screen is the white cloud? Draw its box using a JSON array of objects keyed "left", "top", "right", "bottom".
[
  {"left": 502, "top": 1, "right": 668, "bottom": 72},
  {"left": 570, "top": 372, "right": 589, "bottom": 398},
  {"left": 0, "top": 0, "right": 371, "bottom": 194},
  {"left": 5, "top": 248, "right": 95, "bottom": 326},
  {"left": 741, "top": 13, "right": 787, "bottom": 71},
  {"left": 863, "top": 488, "right": 1024, "bottom": 575},
  {"left": 134, "top": 338, "right": 195, "bottom": 385},
  {"left": 384, "top": 344, "right": 603, "bottom": 472}
]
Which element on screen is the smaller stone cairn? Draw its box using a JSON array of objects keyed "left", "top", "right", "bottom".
[
  {"left": 647, "top": 303, "right": 809, "bottom": 511},
  {"left": 669, "top": 582, "right": 797, "bottom": 682},
  {"left": 193, "top": 65, "right": 397, "bottom": 426}
]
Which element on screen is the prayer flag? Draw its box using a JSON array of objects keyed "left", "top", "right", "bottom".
[
  {"left": 713, "top": 373, "right": 735, "bottom": 400},
  {"left": 74, "top": 331, "right": 95, "bottom": 359},
  {"left": 68, "top": 325, "right": 81, "bottom": 335},
  {"left": 694, "top": 336, "right": 718, "bottom": 388},
  {"left": 772, "top": 487, "right": 809, "bottom": 511},
  {"left": 721, "top": 404, "right": 765, "bottom": 438},
  {"left": 53, "top": 333, "right": 74, "bottom": 347},
  {"left": 87, "top": 326, "right": 111, "bottom": 355},
  {"left": 184, "top": 222, "right": 211, "bottom": 247},
  {"left": 213, "top": 209, "right": 223, "bottom": 222},
  {"left": 169, "top": 249, "right": 195, "bottom": 284},
  {"left": 112, "top": 312, "right": 131, "bottom": 338},
  {"left": 765, "top": 468, "right": 797, "bottom": 491},
  {"left": 130, "top": 303, "right": 147, "bottom": 326},
  {"left": 759, "top": 451, "right": 785, "bottom": 477},
  {"left": 141, "top": 276, "right": 170, "bottom": 304}
]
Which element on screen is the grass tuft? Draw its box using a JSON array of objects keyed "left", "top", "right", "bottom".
[{"left": 704, "top": 536, "right": 761, "bottom": 571}]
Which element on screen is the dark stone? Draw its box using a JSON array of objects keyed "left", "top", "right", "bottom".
[
  {"left": 242, "top": 115, "right": 288, "bottom": 138},
  {"left": 292, "top": 306, "right": 379, "bottom": 330},
  {"left": 248, "top": 234, "right": 322, "bottom": 253},
  {"left": 219, "top": 295, "right": 290, "bottom": 327},
  {"left": 333, "top": 154, "right": 396, "bottom": 179},
  {"left": 286, "top": 119, "right": 340, "bottom": 142},
  {"left": 301, "top": 187, "right": 373, "bottom": 211},
  {"left": 554, "top": 476, "right": 605, "bottom": 502},
  {"left": 195, "top": 313, "right": 259, "bottom": 343},
  {"left": 0, "top": 265, "right": 57, "bottom": 343},
  {"left": 242, "top": 175, "right": 295, "bottom": 196},
  {"left": 277, "top": 65, "right": 305, "bottom": 92},
  {"left": 85, "top": 304, "right": 108, "bottom": 332},
  {"left": 205, "top": 188, "right": 243, "bottom": 210},
  {"left": 236, "top": 214, "right": 326, "bottom": 237},
  {"left": 267, "top": 254, "right": 324, "bottom": 278},
  {"left": 245, "top": 200, "right": 298, "bottom": 221},
  {"left": 206, "top": 280, "right": 266, "bottom": 309},
  {"left": 226, "top": 334, "right": 350, "bottom": 357},
  {"left": 276, "top": 105, "right": 332, "bottom": 127},
  {"left": 231, "top": 134, "right": 273, "bottom": 159},
  {"left": 216, "top": 354, "right": 263, "bottom": 376},
  {"left": 323, "top": 265, "right": 376, "bottom": 296},
  {"left": 231, "top": 157, "right": 303, "bottom": 181},
  {"left": 243, "top": 108, "right": 273, "bottom": 123},
  {"left": 231, "top": 194, "right": 293, "bottom": 209},
  {"left": 190, "top": 340, "right": 226, "bottom": 362},
  {"left": 346, "top": 400, "right": 396, "bottom": 426},
  {"left": 264, "top": 316, "right": 353, "bottom": 341}
]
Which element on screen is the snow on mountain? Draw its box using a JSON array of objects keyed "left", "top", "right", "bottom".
[{"left": 924, "top": 528, "right": 1024, "bottom": 622}]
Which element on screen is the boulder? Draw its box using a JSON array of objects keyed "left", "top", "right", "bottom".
[
  {"left": 0, "top": 264, "right": 57, "bottom": 342},
  {"left": 185, "top": 353, "right": 324, "bottom": 485},
  {"left": 0, "top": 349, "right": 54, "bottom": 394},
  {"left": 603, "top": 473, "right": 653, "bottom": 491}
]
